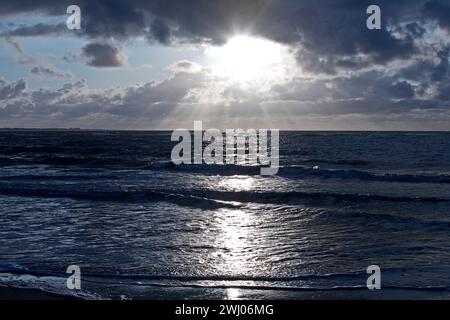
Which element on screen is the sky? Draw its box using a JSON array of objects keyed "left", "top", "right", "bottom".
[{"left": 0, "top": 0, "right": 450, "bottom": 130}]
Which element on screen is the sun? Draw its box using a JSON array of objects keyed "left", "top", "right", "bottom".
[{"left": 206, "top": 35, "right": 290, "bottom": 83}]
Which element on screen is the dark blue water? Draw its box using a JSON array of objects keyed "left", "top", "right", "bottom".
[{"left": 1, "top": 130, "right": 450, "bottom": 299}]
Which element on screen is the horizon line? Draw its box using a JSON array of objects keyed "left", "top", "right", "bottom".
[{"left": 1, "top": 128, "right": 450, "bottom": 133}]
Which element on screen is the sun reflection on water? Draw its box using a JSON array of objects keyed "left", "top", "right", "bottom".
[
  {"left": 211, "top": 208, "right": 255, "bottom": 275},
  {"left": 218, "top": 176, "right": 256, "bottom": 191},
  {"left": 225, "top": 288, "right": 241, "bottom": 300},
  {"left": 208, "top": 176, "right": 261, "bottom": 298}
]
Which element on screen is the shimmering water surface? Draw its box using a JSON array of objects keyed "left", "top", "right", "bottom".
[{"left": 1, "top": 131, "right": 450, "bottom": 299}]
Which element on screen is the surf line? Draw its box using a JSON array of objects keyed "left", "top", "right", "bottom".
[{"left": 171, "top": 121, "right": 279, "bottom": 175}]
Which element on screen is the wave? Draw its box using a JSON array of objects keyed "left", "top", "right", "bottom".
[
  {"left": 135, "top": 282, "right": 450, "bottom": 293},
  {"left": 319, "top": 210, "right": 450, "bottom": 232},
  {"left": 0, "top": 183, "right": 447, "bottom": 207},
  {"left": 0, "top": 155, "right": 151, "bottom": 169},
  {"left": 0, "top": 184, "right": 242, "bottom": 209},
  {"left": 32, "top": 155, "right": 150, "bottom": 168},
  {"left": 0, "top": 263, "right": 368, "bottom": 281},
  {"left": 0, "top": 264, "right": 100, "bottom": 299},
  {"left": 302, "top": 159, "right": 370, "bottom": 166},
  {"left": 1, "top": 264, "right": 448, "bottom": 299},
  {"left": 1, "top": 153, "right": 450, "bottom": 185},
  {"left": 197, "top": 189, "right": 449, "bottom": 204},
  {"left": 279, "top": 166, "right": 450, "bottom": 184},
  {"left": 147, "top": 162, "right": 450, "bottom": 184},
  {"left": 149, "top": 161, "right": 262, "bottom": 175}
]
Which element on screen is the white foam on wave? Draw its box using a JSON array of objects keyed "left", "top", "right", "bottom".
[{"left": 0, "top": 272, "right": 101, "bottom": 299}]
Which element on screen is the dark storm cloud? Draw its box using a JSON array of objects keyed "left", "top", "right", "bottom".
[
  {"left": 81, "top": 42, "right": 126, "bottom": 67},
  {"left": 431, "top": 47, "right": 450, "bottom": 81},
  {"left": 149, "top": 18, "right": 171, "bottom": 44},
  {"left": 0, "top": 0, "right": 424, "bottom": 44},
  {"left": 370, "top": 79, "right": 416, "bottom": 99},
  {"left": 403, "top": 22, "right": 427, "bottom": 38},
  {"left": 0, "top": 0, "right": 445, "bottom": 73},
  {"left": 80, "top": 0, "right": 147, "bottom": 39},
  {"left": 0, "top": 78, "right": 26, "bottom": 100},
  {"left": 271, "top": 71, "right": 417, "bottom": 105},
  {"left": 423, "top": 0, "right": 450, "bottom": 30}
]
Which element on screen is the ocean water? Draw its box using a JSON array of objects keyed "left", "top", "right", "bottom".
[{"left": 0, "top": 130, "right": 450, "bottom": 299}]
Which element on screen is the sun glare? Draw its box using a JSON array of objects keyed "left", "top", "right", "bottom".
[{"left": 206, "top": 35, "right": 290, "bottom": 82}]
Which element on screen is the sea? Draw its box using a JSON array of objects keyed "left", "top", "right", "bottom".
[{"left": 0, "top": 130, "right": 450, "bottom": 299}]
